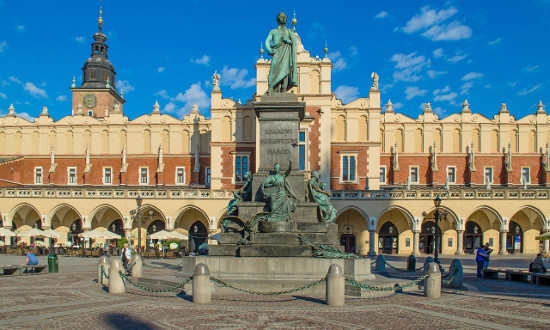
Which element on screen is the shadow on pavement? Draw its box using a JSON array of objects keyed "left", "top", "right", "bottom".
[
  {"left": 292, "top": 295, "right": 326, "bottom": 305},
  {"left": 103, "top": 313, "right": 155, "bottom": 330}
]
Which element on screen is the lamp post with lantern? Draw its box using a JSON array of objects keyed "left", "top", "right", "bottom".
[
  {"left": 423, "top": 196, "right": 447, "bottom": 268},
  {"left": 133, "top": 196, "right": 143, "bottom": 255}
]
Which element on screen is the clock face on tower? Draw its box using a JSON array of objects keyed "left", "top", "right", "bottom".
[{"left": 83, "top": 93, "right": 97, "bottom": 108}]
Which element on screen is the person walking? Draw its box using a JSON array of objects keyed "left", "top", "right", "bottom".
[
  {"left": 121, "top": 243, "right": 132, "bottom": 271},
  {"left": 476, "top": 244, "right": 488, "bottom": 277}
]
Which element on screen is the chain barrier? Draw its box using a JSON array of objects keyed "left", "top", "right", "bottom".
[
  {"left": 210, "top": 276, "right": 326, "bottom": 296},
  {"left": 346, "top": 274, "right": 428, "bottom": 292},
  {"left": 100, "top": 265, "right": 109, "bottom": 284},
  {"left": 118, "top": 271, "right": 192, "bottom": 293},
  {"left": 142, "top": 262, "right": 182, "bottom": 270},
  {"left": 384, "top": 261, "right": 424, "bottom": 272}
]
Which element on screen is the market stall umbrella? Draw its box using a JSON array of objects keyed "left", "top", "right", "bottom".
[
  {"left": 18, "top": 228, "right": 51, "bottom": 238},
  {"left": 147, "top": 230, "right": 188, "bottom": 240},
  {"left": 535, "top": 232, "right": 550, "bottom": 240},
  {"left": 78, "top": 229, "right": 111, "bottom": 239},
  {"left": 42, "top": 229, "right": 63, "bottom": 239},
  {"left": 0, "top": 228, "right": 16, "bottom": 237},
  {"left": 104, "top": 230, "right": 121, "bottom": 240}
]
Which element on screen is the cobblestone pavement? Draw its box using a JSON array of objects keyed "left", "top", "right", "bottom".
[{"left": 1, "top": 255, "right": 549, "bottom": 329}]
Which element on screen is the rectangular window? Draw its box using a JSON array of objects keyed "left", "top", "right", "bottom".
[
  {"left": 341, "top": 155, "right": 357, "bottom": 182},
  {"left": 409, "top": 167, "right": 419, "bottom": 183},
  {"left": 447, "top": 167, "right": 456, "bottom": 184},
  {"left": 299, "top": 131, "right": 306, "bottom": 171},
  {"left": 176, "top": 167, "right": 185, "bottom": 184},
  {"left": 140, "top": 168, "right": 149, "bottom": 184},
  {"left": 484, "top": 167, "right": 493, "bottom": 184},
  {"left": 103, "top": 168, "right": 112, "bottom": 184},
  {"left": 68, "top": 167, "right": 77, "bottom": 185},
  {"left": 34, "top": 167, "right": 43, "bottom": 184},
  {"left": 521, "top": 167, "right": 530, "bottom": 184},
  {"left": 235, "top": 155, "right": 249, "bottom": 183},
  {"left": 205, "top": 167, "right": 211, "bottom": 186},
  {"left": 379, "top": 166, "right": 386, "bottom": 183}
]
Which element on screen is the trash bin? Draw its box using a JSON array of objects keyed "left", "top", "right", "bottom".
[
  {"left": 48, "top": 253, "right": 58, "bottom": 273},
  {"left": 407, "top": 254, "right": 416, "bottom": 271}
]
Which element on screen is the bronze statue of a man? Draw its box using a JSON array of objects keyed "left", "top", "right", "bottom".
[{"left": 265, "top": 12, "right": 298, "bottom": 94}]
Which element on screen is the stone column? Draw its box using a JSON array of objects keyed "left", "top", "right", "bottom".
[
  {"left": 368, "top": 230, "right": 377, "bottom": 256},
  {"left": 412, "top": 230, "right": 420, "bottom": 255},
  {"left": 357, "top": 230, "right": 370, "bottom": 256},
  {"left": 455, "top": 230, "right": 465, "bottom": 255},
  {"left": 543, "top": 232, "right": 550, "bottom": 254},
  {"left": 499, "top": 230, "right": 508, "bottom": 255}
]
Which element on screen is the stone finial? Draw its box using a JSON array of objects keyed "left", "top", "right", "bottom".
[
  {"left": 291, "top": 10, "right": 297, "bottom": 30},
  {"left": 158, "top": 144, "right": 163, "bottom": 164},
  {"left": 120, "top": 89, "right": 124, "bottom": 98},
  {"left": 212, "top": 70, "right": 220, "bottom": 90},
  {"left": 537, "top": 100, "right": 545, "bottom": 114},
  {"left": 122, "top": 145, "right": 127, "bottom": 164},
  {"left": 153, "top": 100, "right": 160, "bottom": 113},
  {"left": 190, "top": 104, "right": 199, "bottom": 114},
  {"left": 7, "top": 104, "right": 15, "bottom": 117},
  {"left": 50, "top": 145, "right": 55, "bottom": 164},
  {"left": 462, "top": 99, "right": 470, "bottom": 112},
  {"left": 42, "top": 106, "right": 48, "bottom": 114},
  {"left": 71, "top": 76, "right": 76, "bottom": 88},
  {"left": 500, "top": 103, "right": 509, "bottom": 113},
  {"left": 385, "top": 99, "right": 394, "bottom": 112},
  {"left": 259, "top": 43, "right": 264, "bottom": 59},
  {"left": 371, "top": 72, "right": 379, "bottom": 89},
  {"left": 86, "top": 145, "right": 90, "bottom": 165},
  {"left": 113, "top": 102, "right": 121, "bottom": 113},
  {"left": 424, "top": 102, "right": 433, "bottom": 112},
  {"left": 324, "top": 42, "right": 328, "bottom": 58}
]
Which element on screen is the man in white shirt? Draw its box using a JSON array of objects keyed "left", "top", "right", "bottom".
[{"left": 121, "top": 243, "right": 132, "bottom": 270}]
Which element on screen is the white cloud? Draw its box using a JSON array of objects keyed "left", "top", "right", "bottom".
[
  {"left": 157, "top": 67, "right": 165, "bottom": 73},
  {"left": 9, "top": 76, "right": 21, "bottom": 84},
  {"left": 220, "top": 66, "right": 256, "bottom": 89},
  {"left": 518, "top": 84, "right": 542, "bottom": 96},
  {"left": 116, "top": 80, "right": 135, "bottom": 93},
  {"left": 15, "top": 25, "right": 25, "bottom": 32},
  {"left": 75, "top": 36, "right": 85, "bottom": 43},
  {"left": 447, "top": 52, "right": 468, "bottom": 62},
  {"left": 24, "top": 82, "right": 47, "bottom": 98},
  {"left": 0, "top": 92, "right": 6, "bottom": 99},
  {"left": 405, "top": 86, "right": 428, "bottom": 100},
  {"left": 488, "top": 38, "right": 501, "bottom": 45},
  {"left": 402, "top": 6, "right": 458, "bottom": 34},
  {"left": 460, "top": 81, "right": 474, "bottom": 95},
  {"left": 155, "top": 90, "right": 170, "bottom": 100},
  {"left": 433, "top": 85, "right": 451, "bottom": 95},
  {"left": 328, "top": 51, "right": 347, "bottom": 72},
  {"left": 462, "top": 72, "right": 483, "bottom": 81},
  {"left": 170, "top": 82, "right": 210, "bottom": 117},
  {"left": 374, "top": 11, "right": 389, "bottom": 19},
  {"left": 56, "top": 95, "right": 67, "bottom": 102},
  {"left": 524, "top": 65, "right": 539, "bottom": 73},
  {"left": 433, "top": 48, "right": 444, "bottom": 58},
  {"left": 434, "top": 92, "right": 458, "bottom": 103},
  {"left": 0, "top": 41, "right": 7, "bottom": 52},
  {"left": 427, "top": 70, "right": 447, "bottom": 78},
  {"left": 190, "top": 55, "right": 210, "bottom": 66},
  {"left": 163, "top": 102, "right": 176, "bottom": 113},
  {"left": 422, "top": 20, "right": 472, "bottom": 41},
  {"left": 334, "top": 85, "right": 359, "bottom": 104},
  {"left": 432, "top": 106, "right": 446, "bottom": 117},
  {"left": 507, "top": 81, "right": 518, "bottom": 88},
  {"left": 390, "top": 52, "right": 429, "bottom": 82},
  {"left": 392, "top": 102, "right": 403, "bottom": 110},
  {"left": 307, "top": 22, "right": 326, "bottom": 40}
]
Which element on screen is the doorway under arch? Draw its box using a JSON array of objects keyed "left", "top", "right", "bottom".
[
  {"left": 506, "top": 221, "right": 523, "bottom": 254},
  {"left": 379, "top": 221, "right": 398, "bottom": 254},
  {"left": 420, "top": 221, "right": 441, "bottom": 254},
  {"left": 188, "top": 221, "right": 207, "bottom": 253},
  {"left": 464, "top": 221, "right": 483, "bottom": 254}
]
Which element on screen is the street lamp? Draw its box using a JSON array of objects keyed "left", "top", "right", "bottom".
[
  {"left": 135, "top": 195, "right": 143, "bottom": 255},
  {"left": 432, "top": 196, "right": 447, "bottom": 267}
]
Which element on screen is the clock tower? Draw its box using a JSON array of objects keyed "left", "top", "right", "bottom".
[{"left": 71, "top": 7, "right": 125, "bottom": 118}]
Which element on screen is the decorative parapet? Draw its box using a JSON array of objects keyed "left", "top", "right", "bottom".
[{"left": 331, "top": 188, "right": 550, "bottom": 200}]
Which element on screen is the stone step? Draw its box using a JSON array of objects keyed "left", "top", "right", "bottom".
[
  {"left": 208, "top": 245, "right": 239, "bottom": 257},
  {"left": 239, "top": 245, "right": 312, "bottom": 257}
]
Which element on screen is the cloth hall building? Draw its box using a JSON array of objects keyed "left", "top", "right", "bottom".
[{"left": 0, "top": 13, "right": 549, "bottom": 257}]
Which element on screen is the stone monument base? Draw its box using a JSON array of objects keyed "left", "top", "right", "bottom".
[{"left": 179, "top": 256, "right": 375, "bottom": 296}]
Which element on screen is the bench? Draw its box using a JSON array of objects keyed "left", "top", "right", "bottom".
[
  {"left": 482, "top": 268, "right": 508, "bottom": 279},
  {"left": 23, "top": 264, "right": 48, "bottom": 274},
  {"left": 505, "top": 270, "right": 535, "bottom": 283},
  {"left": 1, "top": 265, "right": 23, "bottom": 275},
  {"left": 534, "top": 273, "right": 550, "bottom": 285}
]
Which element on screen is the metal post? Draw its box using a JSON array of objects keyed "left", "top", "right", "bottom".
[
  {"left": 137, "top": 209, "right": 141, "bottom": 255},
  {"left": 434, "top": 209, "right": 439, "bottom": 265}
]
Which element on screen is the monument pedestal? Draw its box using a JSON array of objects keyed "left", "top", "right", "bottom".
[{"left": 179, "top": 256, "right": 375, "bottom": 295}]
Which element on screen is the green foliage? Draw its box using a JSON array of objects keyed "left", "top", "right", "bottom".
[
  {"left": 117, "top": 237, "right": 128, "bottom": 249},
  {"left": 164, "top": 240, "right": 180, "bottom": 249}
]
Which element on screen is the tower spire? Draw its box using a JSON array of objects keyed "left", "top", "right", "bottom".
[{"left": 98, "top": 6, "right": 104, "bottom": 33}]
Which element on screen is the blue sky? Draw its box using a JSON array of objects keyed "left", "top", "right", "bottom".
[{"left": 0, "top": 1, "right": 548, "bottom": 121}]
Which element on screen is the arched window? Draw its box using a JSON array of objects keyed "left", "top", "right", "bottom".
[
  {"left": 378, "top": 221, "right": 398, "bottom": 254},
  {"left": 420, "top": 221, "right": 441, "bottom": 254}
]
